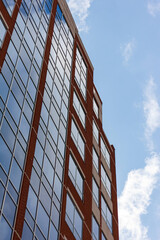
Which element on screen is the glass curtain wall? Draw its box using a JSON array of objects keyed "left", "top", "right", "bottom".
[
  {"left": 0, "top": 0, "right": 53, "bottom": 238},
  {"left": 22, "top": 4, "right": 74, "bottom": 240}
]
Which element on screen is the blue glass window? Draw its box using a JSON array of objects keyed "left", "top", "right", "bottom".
[
  {"left": 36, "top": 203, "right": 49, "bottom": 238},
  {"left": 3, "top": 193, "right": 16, "bottom": 225},
  {"left": 0, "top": 216, "right": 12, "bottom": 239},
  {"left": 10, "top": 159, "right": 22, "bottom": 191}
]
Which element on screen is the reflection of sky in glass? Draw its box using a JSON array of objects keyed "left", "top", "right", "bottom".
[
  {"left": 0, "top": 0, "right": 54, "bottom": 237},
  {"left": 21, "top": 3, "right": 74, "bottom": 239}
]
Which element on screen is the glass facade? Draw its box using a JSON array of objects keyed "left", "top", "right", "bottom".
[
  {"left": 0, "top": 0, "right": 53, "bottom": 238},
  {"left": 21, "top": 3, "right": 74, "bottom": 240}
]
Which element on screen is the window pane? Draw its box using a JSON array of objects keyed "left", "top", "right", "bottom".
[
  {"left": 43, "top": 155, "right": 54, "bottom": 186},
  {"left": 37, "top": 203, "right": 49, "bottom": 238},
  {"left": 22, "top": 221, "right": 33, "bottom": 240},
  {"left": 68, "top": 155, "right": 83, "bottom": 199},
  {"left": 75, "top": 210, "right": 82, "bottom": 238},
  {"left": 93, "top": 121, "right": 99, "bottom": 143},
  {"left": 92, "top": 178, "right": 99, "bottom": 206},
  {"left": 10, "top": 159, "right": 22, "bottom": 191},
  {"left": 54, "top": 175, "right": 62, "bottom": 200},
  {"left": 65, "top": 194, "right": 83, "bottom": 240},
  {"left": 93, "top": 148, "right": 99, "bottom": 172},
  {"left": 101, "top": 138, "right": 110, "bottom": 168},
  {"left": 3, "top": 193, "right": 16, "bottom": 225},
  {"left": 101, "top": 195, "right": 112, "bottom": 233},
  {"left": 27, "top": 187, "right": 37, "bottom": 218},
  {"left": 73, "top": 91, "right": 85, "bottom": 127},
  {"left": 93, "top": 98, "right": 99, "bottom": 118},
  {"left": 69, "top": 155, "right": 76, "bottom": 180},
  {"left": 66, "top": 194, "right": 74, "bottom": 223},
  {"left": 71, "top": 119, "right": 85, "bottom": 160},
  {"left": 0, "top": 216, "right": 12, "bottom": 240},
  {"left": 49, "top": 222, "right": 58, "bottom": 240},
  {"left": 101, "top": 164, "right": 111, "bottom": 198}
]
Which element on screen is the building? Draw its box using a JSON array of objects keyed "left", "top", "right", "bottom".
[{"left": 0, "top": 0, "right": 119, "bottom": 239}]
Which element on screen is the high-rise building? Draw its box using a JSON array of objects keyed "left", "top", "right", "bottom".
[{"left": 0, "top": 0, "right": 119, "bottom": 239}]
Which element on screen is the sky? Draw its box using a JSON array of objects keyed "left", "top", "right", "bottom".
[{"left": 66, "top": 0, "right": 160, "bottom": 239}]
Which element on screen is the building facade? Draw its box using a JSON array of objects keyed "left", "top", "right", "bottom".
[{"left": 0, "top": 0, "right": 119, "bottom": 240}]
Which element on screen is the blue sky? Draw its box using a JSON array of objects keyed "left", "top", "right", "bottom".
[{"left": 67, "top": 0, "right": 160, "bottom": 239}]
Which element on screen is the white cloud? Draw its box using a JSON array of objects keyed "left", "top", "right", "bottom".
[
  {"left": 120, "top": 39, "right": 135, "bottom": 64},
  {"left": 67, "top": 0, "right": 93, "bottom": 32},
  {"left": 119, "top": 154, "right": 160, "bottom": 240},
  {"left": 144, "top": 77, "right": 160, "bottom": 150},
  {"left": 118, "top": 77, "right": 160, "bottom": 240},
  {"left": 147, "top": 1, "right": 160, "bottom": 17}
]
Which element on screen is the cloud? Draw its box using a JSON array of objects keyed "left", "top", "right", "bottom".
[
  {"left": 119, "top": 154, "right": 160, "bottom": 240},
  {"left": 144, "top": 77, "right": 160, "bottom": 150},
  {"left": 118, "top": 77, "right": 160, "bottom": 240},
  {"left": 67, "top": 0, "right": 93, "bottom": 32},
  {"left": 147, "top": 1, "right": 160, "bottom": 17},
  {"left": 120, "top": 39, "right": 135, "bottom": 64}
]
